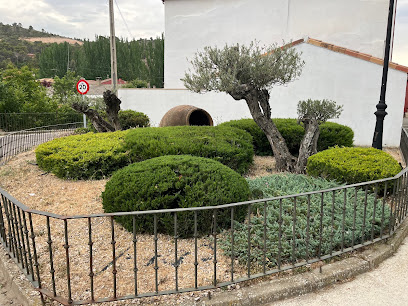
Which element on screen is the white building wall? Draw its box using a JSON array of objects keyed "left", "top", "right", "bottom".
[
  {"left": 119, "top": 43, "right": 406, "bottom": 147},
  {"left": 164, "top": 0, "right": 389, "bottom": 88}
]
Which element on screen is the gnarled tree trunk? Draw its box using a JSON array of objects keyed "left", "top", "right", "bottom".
[
  {"left": 295, "top": 118, "right": 319, "bottom": 174},
  {"left": 71, "top": 103, "right": 115, "bottom": 132},
  {"left": 103, "top": 90, "right": 121, "bottom": 131},
  {"left": 229, "top": 87, "right": 296, "bottom": 172}
]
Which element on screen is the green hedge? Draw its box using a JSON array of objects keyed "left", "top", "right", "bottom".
[
  {"left": 307, "top": 147, "right": 401, "bottom": 184},
  {"left": 218, "top": 119, "right": 354, "bottom": 156},
  {"left": 102, "top": 155, "right": 250, "bottom": 237},
  {"left": 35, "top": 131, "right": 130, "bottom": 179},
  {"left": 36, "top": 126, "right": 254, "bottom": 179},
  {"left": 118, "top": 110, "right": 150, "bottom": 129},
  {"left": 219, "top": 173, "right": 390, "bottom": 268},
  {"left": 124, "top": 126, "right": 254, "bottom": 174}
]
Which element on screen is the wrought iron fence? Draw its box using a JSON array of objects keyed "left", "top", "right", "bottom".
[
  {"left": 0, "top": 122, "right": 83, "bottom": 165},
  {"left": 0, "top": 166, "right": 407, "bottom": 305},
  {"left": 0, "top": 113, "right": 83, "bottom": 132}
]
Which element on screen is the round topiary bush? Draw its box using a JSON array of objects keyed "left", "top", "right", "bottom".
[
  {"left": 102, "top": 155, "right": 251, "bottom": 237},
  {"left": 307, "top": 147, "right": 401, "bottom": 184},
  {"left": 36, "top": 131, "right": 130, "bottom": 179},
  {"left": 118, "top": 110, "right": 150, "bottom": 130}
]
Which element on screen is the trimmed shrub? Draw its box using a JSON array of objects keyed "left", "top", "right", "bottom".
[
  {"left": 118, "top": 110, "right": 150, "bottom": 130},
  {"left": 307, "top": 147, "right": 401, "bottom": 184},
  {"left": 218, "top": 118, "right": 354, "bottom": 156},
  {"left": 219, "top": 173, "right": 390, "bottom": 268},
  {"left": 124, "top": 126, "right": 254, "bottom": 174},
  {"left": 318, "top": 122, "right": 354, "bottom": 152},
  {"left": 102, "top": 155, "right": 251, "bottom": 237},
  {"left": 36, "top": 131, "right": 130, "bottom": 179}
]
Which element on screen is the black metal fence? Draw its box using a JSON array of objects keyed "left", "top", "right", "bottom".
[
  {"left": 0, "top": 113, "right": 83, "bottom": 132},
  {"left": 0, "top": 166, "right": 407, "bottom": 305},
  {"left": 0, "top": 122, "right": 83, "bottom": 165}
]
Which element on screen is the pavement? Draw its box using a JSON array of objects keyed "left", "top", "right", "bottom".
[{"left": 270, "top": 236, "right": 408, "bottom": 306}]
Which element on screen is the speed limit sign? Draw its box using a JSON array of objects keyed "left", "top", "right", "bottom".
[{"left": 76, "top": 79, "right": 90, "bottom": 95}]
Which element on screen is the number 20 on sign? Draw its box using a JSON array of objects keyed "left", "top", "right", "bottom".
[{"left": 76, "top": 80, "right": 90, "bottom": 95}]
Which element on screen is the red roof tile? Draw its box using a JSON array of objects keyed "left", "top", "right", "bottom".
[{"left": 306, "top": 38, "right": 408, "bottom": 73}]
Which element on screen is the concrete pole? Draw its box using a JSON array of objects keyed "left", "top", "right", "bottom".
[{"left": 109, "top": 0, "right": 118, "bottom": 93}]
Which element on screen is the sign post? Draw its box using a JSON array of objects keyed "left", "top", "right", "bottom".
[{"left": 76, "top": 80, "right": 90, "bottom": 128}]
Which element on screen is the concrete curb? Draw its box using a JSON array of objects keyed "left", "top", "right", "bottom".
[
  {"left": 0, "top": 245, "right": 42, "bottom": 306},
  {"left": 197, "top": 217, "right": 408, "bottom": 306}
]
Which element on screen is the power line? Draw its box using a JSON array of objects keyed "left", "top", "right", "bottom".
[{"left": 114, "top": 0, "right": 135, "bottom": 40}]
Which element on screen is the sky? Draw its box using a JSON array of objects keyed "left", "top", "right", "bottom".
[{"left": 0, "top": 0, "right": 407, "bottom": 66}]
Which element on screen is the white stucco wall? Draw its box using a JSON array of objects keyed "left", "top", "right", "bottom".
[
  {"left": 119, "top": 43, "right": 407, "bottom": 147},
  {"left": 164, "top": 0, "right": 389, "bottom": 88}
]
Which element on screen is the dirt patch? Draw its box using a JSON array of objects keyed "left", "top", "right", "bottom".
[
  {"left": 0, "top": 150, "right": 248, "bottom": 305},
  {"left": 21, "top": 37, "right": 83, "bottom": 45}
]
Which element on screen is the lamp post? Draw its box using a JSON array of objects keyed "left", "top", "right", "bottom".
[{"left": 372, "top": 0, "right": 396, "bottom": 150}]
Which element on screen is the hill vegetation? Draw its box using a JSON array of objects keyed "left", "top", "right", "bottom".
[
  {"left": 0, "top": 22, "right": 58, "bottom": 69},
  {"left": 0, "top": 22, "right": 164, "bottom": 87}
]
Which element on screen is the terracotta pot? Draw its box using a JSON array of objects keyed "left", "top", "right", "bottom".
[{"left": 159, "top": 105, "right": 214, "bottom": 127}]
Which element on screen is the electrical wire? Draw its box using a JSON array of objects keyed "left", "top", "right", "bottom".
[{"left": 114, "top": 0, "right": 135, "bottom": 40}]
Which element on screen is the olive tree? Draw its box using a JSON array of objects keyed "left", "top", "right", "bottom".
[
  {"left": 296, "top": 99, "right": 343, "bottom": 173},
  {"left": 182, "top": 41, "right": 304, "bottom": 172}
]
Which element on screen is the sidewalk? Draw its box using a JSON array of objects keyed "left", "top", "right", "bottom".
[{"left": 270, "top": 236, "right": 408, "bottom": 306}]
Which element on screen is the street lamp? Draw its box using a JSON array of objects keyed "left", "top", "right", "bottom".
[{"left": 372, "top": 0, "right": 396, "bottom": 150}]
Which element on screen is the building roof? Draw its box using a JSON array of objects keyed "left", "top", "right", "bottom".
[{"left": 304, "top": 38, "right": 408, "bottom": 74}]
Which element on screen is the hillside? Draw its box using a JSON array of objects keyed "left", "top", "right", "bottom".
[{"left": 0, "top": 22, "right": 80, "bottom": 69}]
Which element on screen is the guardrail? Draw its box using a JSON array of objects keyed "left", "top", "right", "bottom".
[
  {"left": 0, "top": 122, "right": 83, "bottom": 165},
  {"left": 0, "top": 166, "right": 406, "bottom": 305}
]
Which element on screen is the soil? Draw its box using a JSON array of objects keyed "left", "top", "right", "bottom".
[{"left": 0, "top": 270, "right": 22, "bottom": 305}]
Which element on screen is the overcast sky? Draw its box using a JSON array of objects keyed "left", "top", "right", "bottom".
[{"left": 0, "top": 0, "right": 407, "bottom": 66}]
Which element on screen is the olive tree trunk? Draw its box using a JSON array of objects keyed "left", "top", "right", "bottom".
[
  {"left": 103, "top": 90, "right": 121, "bottom": 131},
  {"left": 295, "top": 118, "right": 320, "bottom": 174},
  {"left": 71, "top": 103, "right": 115, "bottom": 132},
  {"left": 230, "top": 88, "right": 296, "bottom": 172}
]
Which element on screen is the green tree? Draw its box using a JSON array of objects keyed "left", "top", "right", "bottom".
[
  {"left": 296, "top": 99, "right": 343, "bottom": 173},
  {"left": 52, "top": 70, "right": 81, "bottom": 103},
  {"left": 183, "top": 41, "right": 305, "bottom": 172},
  {"left": 0, "top": 65, "right": 56, "bottom": 113},
  {"left": 183, "top": 41, "right": 344, "bottom": 174}
]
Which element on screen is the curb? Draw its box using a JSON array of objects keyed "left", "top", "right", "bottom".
[
  {"left": 197, "top": 217, "right": 408, "bottom": 306},
  {"left": 0, "top": 246, "right": 42, "bottom": 306}
]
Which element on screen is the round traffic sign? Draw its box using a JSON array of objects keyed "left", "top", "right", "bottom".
[{"left": 76, "top": 79, "right": 90, "bottom": 95}]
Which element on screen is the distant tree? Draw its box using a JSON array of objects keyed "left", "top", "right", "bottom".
[{"left": 122, "top": 78, "right": 149, "bottom": 88}]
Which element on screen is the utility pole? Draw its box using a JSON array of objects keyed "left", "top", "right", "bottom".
[{"left": 109, "top": 0, "right": 118, "bottom": 93}]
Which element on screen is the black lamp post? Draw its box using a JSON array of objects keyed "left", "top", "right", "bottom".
[{"left": 372, "top": 0, "right": 396, "bottom": 150}]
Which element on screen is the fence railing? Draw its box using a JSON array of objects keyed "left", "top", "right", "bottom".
[
  {"left": 0, "top": 113, "right": 83, "bottom": 133},
  {"left": 0, "top": 165, "right": 407, "bottom": 305},
  {"left": 0, "top": 122, "right": 83, "bottom": 165}
]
